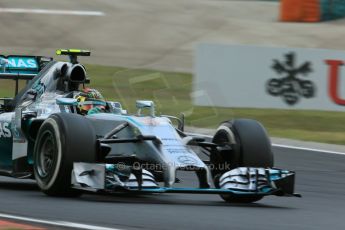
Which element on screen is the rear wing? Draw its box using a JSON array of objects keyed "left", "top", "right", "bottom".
[
  {"left": 0, "top": 55, "right": 53, "bottom": 95},
  {"left": 56, "top": 49, "right": 90, "bottom": 64}
]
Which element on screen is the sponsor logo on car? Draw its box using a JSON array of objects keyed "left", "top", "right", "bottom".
[
  {"left": 0, "top": 57, "right": 38, "bottom": 69},
  {"left": 0, "top": 122, "right": 11, "bottom": 138},
  {"left": 177, "top": 155, "right": 198, "bottom": 165}
]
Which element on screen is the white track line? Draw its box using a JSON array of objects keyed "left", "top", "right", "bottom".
[
  {"left": 0, "top": 8, "right": 105, "bottom": 16},
  {"left": 0, "top": 213, "right": 120, "bottom": 230},
  {"left": 272, "top": 143, "right": 345, "bottom": 156},
  {"left": 186, "top": 132, "right": 345, "bottom": 156}
]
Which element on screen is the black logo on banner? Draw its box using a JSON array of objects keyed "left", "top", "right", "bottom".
[{"left": 266, "top": 52, "right": 316, "bottom": 106}]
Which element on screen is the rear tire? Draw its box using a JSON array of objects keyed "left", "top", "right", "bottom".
[
  {"left": 33, "top": 113, "right": 97, "bottom": 196},
  {"left": 211, "top": 119, "right": 273, "bottom": 203}
]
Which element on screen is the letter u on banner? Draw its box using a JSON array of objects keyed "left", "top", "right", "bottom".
[{"left": 325, "top": 60, "right": 345, "bottom": 105}]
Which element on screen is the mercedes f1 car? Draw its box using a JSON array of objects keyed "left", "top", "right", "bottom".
[{"left": 0, "top": 49, "right": 299, "bottom": 203}]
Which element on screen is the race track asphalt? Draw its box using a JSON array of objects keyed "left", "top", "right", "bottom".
[{"left": 0, "top": 147, "right": 344, "bottom": 230}]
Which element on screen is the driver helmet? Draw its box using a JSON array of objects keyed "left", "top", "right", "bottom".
[{"left": 74, "top": 88, "right": 106, "bottom": 115}]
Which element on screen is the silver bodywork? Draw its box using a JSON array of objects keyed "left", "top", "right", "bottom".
[
  {"left": 1, "top": 60, "right": 211, "bottom": 187},
  {"left": 88, "top": 113, "right": 211, "bottom": 188},
  {"left": 0, "top": 57, "right": 298, "bottom": 198}
]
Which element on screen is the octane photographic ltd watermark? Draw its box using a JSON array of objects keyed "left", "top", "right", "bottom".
[{"left": 114, "top": 161, "right": 231, "bottom": 171}]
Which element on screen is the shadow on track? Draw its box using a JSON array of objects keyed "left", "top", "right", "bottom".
[
  {"left": 0, "top": 181, "right": 38, "bottom": 191},
  {"left": 80, "top": 193, "right": 295, "bottom": 210},
  {"left": 0, "top": 180, "right": 295, "bottom": 210}
]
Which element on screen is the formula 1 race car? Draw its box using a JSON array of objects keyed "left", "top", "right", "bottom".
[{"left": 0, "top": 49, "right": 299, "bottom": 203}]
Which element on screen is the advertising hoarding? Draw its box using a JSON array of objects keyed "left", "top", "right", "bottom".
[{"left": 194, "top": 44, "right": 345, "bottom": 111}]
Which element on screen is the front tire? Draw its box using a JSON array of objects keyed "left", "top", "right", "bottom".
[
  {"left": 33, "top": 113, "right": 97, "bottom": 196},
  {"left": 211, "top": 119, "right": 273, "bottom": 203}
]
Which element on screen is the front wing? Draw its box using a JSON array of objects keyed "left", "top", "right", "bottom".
[{"left": 71, "top": 163, "right": 300, "bottom": 198}]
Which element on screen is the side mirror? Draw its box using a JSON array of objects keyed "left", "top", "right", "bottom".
[
  {"left": 56, "top": 98, "right": 79, "bottom": 114},
  {"left": 108, "top": 101, "right": 127, "bottom": 114},
  {"left": 136, "top": 100, "right": 155, "bottom": 116},
  {"left": 56, "top": 98, "right": 78, "bottom": 106}
]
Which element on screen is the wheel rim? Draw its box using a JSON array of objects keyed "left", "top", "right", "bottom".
[
  {"left": 213, "top": 130, "right": 231, "bottom": 145},
  {"left": 36, "top": 130, "right": 58, "bottom": 179}
]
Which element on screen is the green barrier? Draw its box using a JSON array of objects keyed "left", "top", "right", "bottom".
[{"left": 320, "top": 0, "right": 345, "bottom": 20}]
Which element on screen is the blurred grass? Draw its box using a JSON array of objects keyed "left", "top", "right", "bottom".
[
  {"left": 1, "top": 64, "right": 345, "bottom": 145},
  {"left": 0, "top": 80, "right": 26, "bottom": 98}
]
